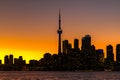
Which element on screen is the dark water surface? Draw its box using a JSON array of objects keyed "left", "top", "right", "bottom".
[{"left": 0, "top": 71, "right": 120, "bottom": 80}]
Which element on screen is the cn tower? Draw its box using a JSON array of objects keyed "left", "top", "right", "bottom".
[{"left": 57, "top": 10, "right": 62, "bottom": 54}]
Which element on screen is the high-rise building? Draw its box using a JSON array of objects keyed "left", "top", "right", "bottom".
[
  {"left": 18, "top": 56, "right": 24, "bottom": 66},
  {"left": 57, "top": 10, "right": 62, "bottom": 54},
  {"left": 0, "top": 60, "right": 2, "bottom": 65},
  {"left": 9, "top": 54, "right": 13, "bottom": 65},
  {"left": 44, "top": 53, "right": 51, "bottom": 60},
  {"left": 81, "top": 35, "right": 91, "bottom": 52},
  {"left": 106, "top": 45, "right": 114, "bottom": 62},
  {"left": 116, "top": 44, "right": 120, "bottom": 63},
  {"left": 14, "top": 58, "right": 18, "bottom": 65},
  {"left": 96, "top": 49, "right": 104, "bottom": 63},
  {"left": 74, "top": 39, "right": 79, "bottom": 50},
  {"left": 62, "top": 40, "right": 69, "bottom": 54},
  {"left": 19, "top": 56, "right": 23, "bottom": 61},
  {"left": 4, "top": 55, "right": 9, "bottom": 65},
  {"left": 68, "top": 43, "right": 72, "bottom": 50}
]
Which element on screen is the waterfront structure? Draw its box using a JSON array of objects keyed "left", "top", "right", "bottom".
[
  {"left": 116, "top": 44, "right": 120, "bottom": 63},
  {"left": 81, "top": 35, "right": 91, "bottom": 52},
  {"left": 4, "top": 55, "right": 9, "bottom": 65},
  {"left": 57, "top": 10, "right": 63, "bottom": 54},
  {"left": 62, "top": 40, "right": 69, "bottom": 54},
  {"left": 0, "top": 60, "right": 1, "bottom": 65},
  {"left": 96, "top": 49, "right": 104, "bottom": 63},
  {"left": 106, "top": 45, "right": 114, "bottom": 62},
  {"left": 9, "top": 54, "right": 13, "bottom": 65},
  {"left": 74, "top": 39, "right": 79, "bottom": 50}
]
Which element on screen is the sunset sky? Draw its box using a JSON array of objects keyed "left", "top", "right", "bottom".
[{"left": 0, "top": 0, "right": 120, "bottom": 63}]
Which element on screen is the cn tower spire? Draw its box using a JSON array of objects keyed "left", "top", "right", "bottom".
[
  {"left": 57, "top": 9, "right": 62, "bottom": 54},
  {"left": 59, "top": 9, "right": 61, "bottom": 29}
]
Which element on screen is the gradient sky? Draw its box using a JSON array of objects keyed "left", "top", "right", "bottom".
[{"left": 0, "top": 0, "right": 120, "bottom": 63}]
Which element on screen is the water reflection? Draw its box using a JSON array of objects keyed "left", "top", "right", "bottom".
[{"left": 0, "top": 71, "right": 120, "bottom": 80}]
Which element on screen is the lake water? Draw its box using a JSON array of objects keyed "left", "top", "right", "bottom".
[{"left": 0, "top": 71, "right": 120, "bottom": 80}]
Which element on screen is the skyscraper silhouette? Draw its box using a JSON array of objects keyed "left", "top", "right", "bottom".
[
  {"left": 62, "top": 40, "right": 69, "bottom": 54},
  {"left": 57, "top": 10, "right": 62, "bottom": 54},
  {"left": 9, "top": 54, "right": 13, "bottom": 65},
  {"left": 106, "top": 45, "right": 114, "bottom": 62},
  {"left": 81, "top": 35, "right": 91, "bottom": 52},
  {"left": 116, "top": 44, "right": 120, "bottom": 63},
  {"left": 74, "top": 39, "right": 79, "bottom": 50},
  {"left": 4, "top": 55, "right": 9, "bottom": 65}
]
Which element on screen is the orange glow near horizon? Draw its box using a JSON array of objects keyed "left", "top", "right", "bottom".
[
  {"left": 0, "top": 0, "right": 120, "bottom": 63},
  {"left": 0, "top": 48, "right": 43, "bottom": 64},
  {"left": 0, "top": 37, "right": 58, "bottom": 63}
]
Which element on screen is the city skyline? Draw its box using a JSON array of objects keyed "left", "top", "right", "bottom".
[
  {"left": 0, "top": 0, "right": 120, "bottom": 63},
  {"left": 1, "top": 34, "right": 120, "bottom": 71}
]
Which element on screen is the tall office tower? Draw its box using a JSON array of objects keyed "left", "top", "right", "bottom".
[
  {"left": 57, "top": 10, "right": 63, "bottom": 54},
  {"left": 18, "top": 56, "right": 23, "bottom": 61},
  {"left": 0, "top": 60, "right": 2, "bottom": 64},
  {"left": 81, "top": 35, "right": 91, "bottom": 52},
  {"left": 68, "top": 43, "right": 72, "bottom": 50},
  {"left": 14, "top": 58, "right": 18, "bottom": 65},
  {"left": 18, "top": 56, "right": 23, "bottom": 65},
  {"left": 74, "top": 39, "right": 79, "bottom": 50},
  {"left": 106, "top": 45, "right": 114, "bottom": 62},
  {"left": 9, "top": 54, "right": 13, "bottom": 65},
  {"left": 96, "top": 49, "right": 104, "bottom": 63},
  {"left": 62, "top": 40, "right": 69, "bottom": 54},
  {"left": 4, "top": 55, "right": 9, "bottom": 65},
  {"left": 116, "top": 44, "right": 120, "bottom": 63}
]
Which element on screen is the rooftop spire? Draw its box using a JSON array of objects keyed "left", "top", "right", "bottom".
[
  {"left": 57, "top": 9, "right": 62, "bottom": 54},
  {"left": 59, "top": 9, "right": 61, "bottom": 29}
]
